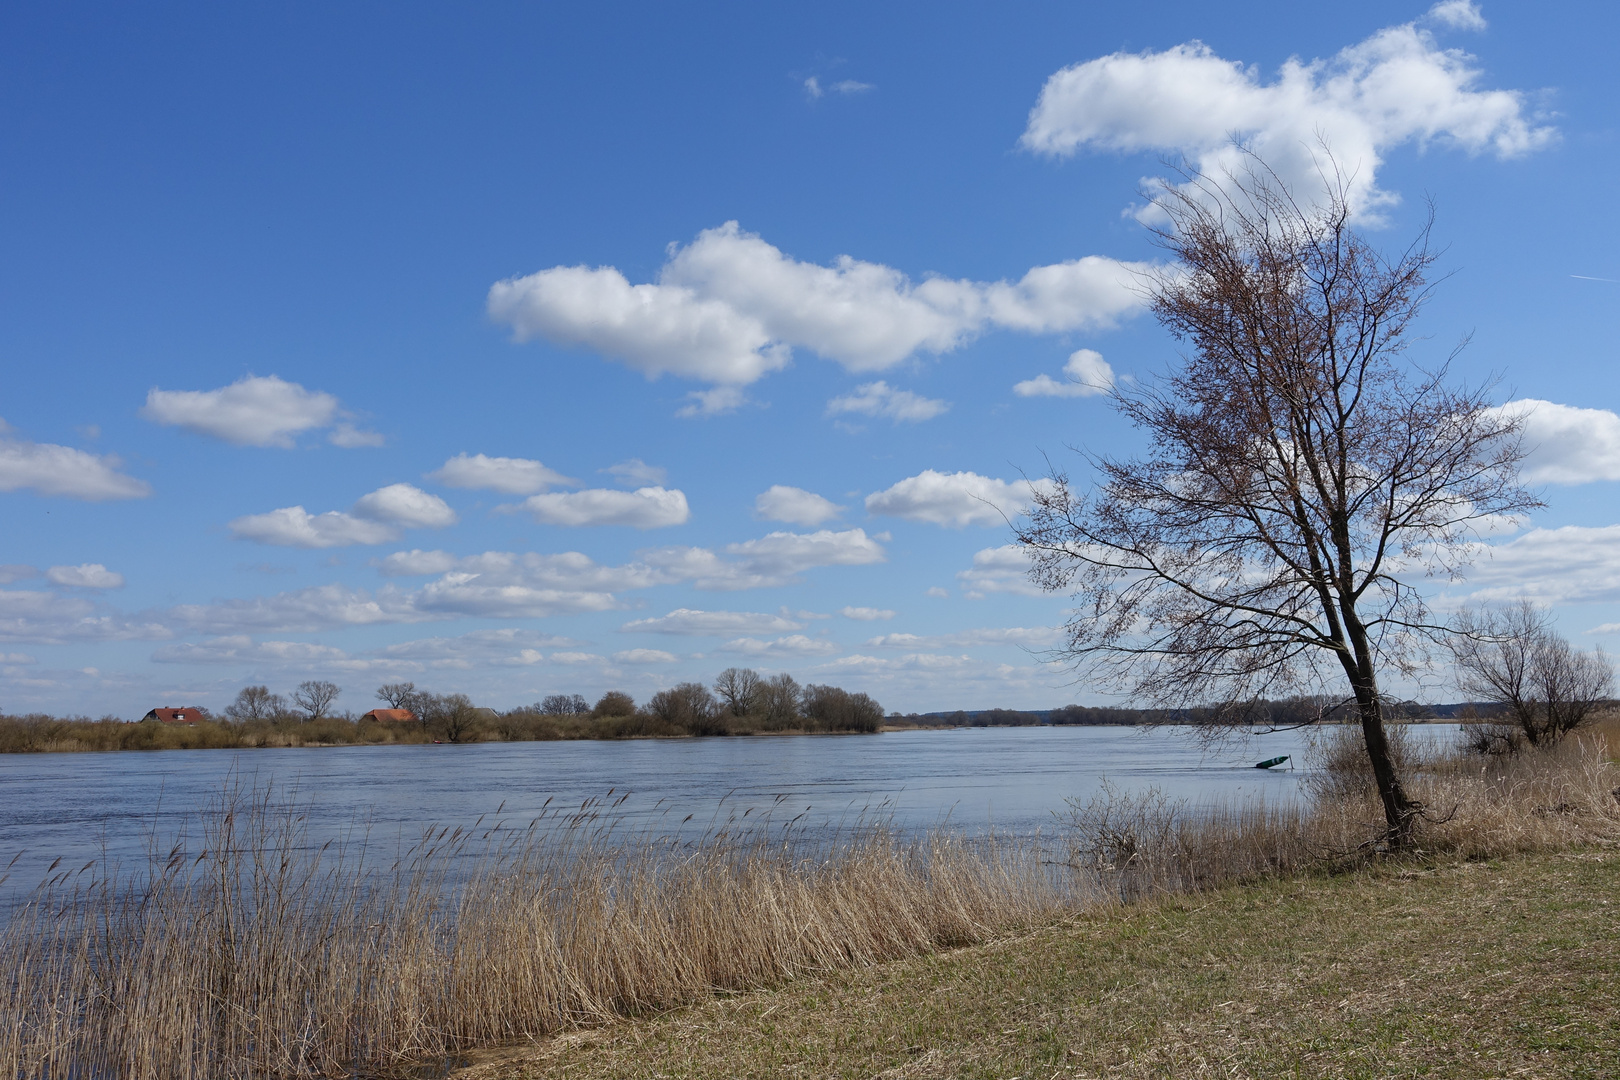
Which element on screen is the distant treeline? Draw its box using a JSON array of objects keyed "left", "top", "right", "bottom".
[
  {"left": 0, "top": 667, "right": 885, "bottom": 753},
  {"left": 891, "top": 697, "right": 1487, "bottom": 729}
]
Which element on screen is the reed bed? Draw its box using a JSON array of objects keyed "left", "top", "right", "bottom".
[{"left": 2, "top": 734, "right": 1618, "bottom": 1080}]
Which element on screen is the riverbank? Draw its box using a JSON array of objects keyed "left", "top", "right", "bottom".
[{"left": 458, "top": 846, "right": 1620, "bottom": 1080}]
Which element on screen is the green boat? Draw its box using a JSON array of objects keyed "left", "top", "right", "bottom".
[{"left": 1254, "top": 755, "right": 1290, "bottom": 770}]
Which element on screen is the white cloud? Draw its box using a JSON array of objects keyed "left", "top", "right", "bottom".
[
  {"left": 377, "top": 549, "right": 461, "bottom": 576},
  {"left": 677, "top": 386, "right": 752, "bottom": 418},
  {"left": 1490, "top": 399, "right": 1620, "bottom": 485},
  {"left": 378, "top": 629, "right": 582, "bottom": 669},
  {"left": 140, "top": 375, "right": 379, "bottom": 448},
  {"left": 805, "top": 76, "right": 874, "bottom": 100},
  {"left": 151, "top": 635, "right": 351, "bottom": 667},
  {"left": 228, "top": 507, "right": 399, "bottom": 548},
  {"left": 865, "top": 471, "right": 1048, "bottom": 528},
  {"left": 489, "top": 222, "right": 1147, "bottom": 387},
  {"left": 620, "top": 609, "right": 805, "bottom": 636},
  {"left": 352, "top": 483, "right": 457, "bottom": 528},
  {"left": 550, "top": 651, "right": 607, "bottom": 666},
  {"left": 45, "top": 564, "right": 125, "bottom": 589},
  {"left": 826, "top": 381, "right": 950, "bottom": 423},
  {"left": 689, "top": 528, "right": 886, "bottom": 589},
  {"left": 170, "top": 583, "right": 430, "bottom": 634},
  {"left": 841, "top": 606, "right": 895, "bottom": 621},
  {"left": 1022, "top": 16, "right": 1554, "bottom": 222},
  {"left": 0, "top": 566, "right": 36, "bottom": 585},
  {"left": 603, "top": 458, "right": 668, "bottom": 486},
  {"left": 328, "top": 423, "right": 387, "bottom": 449},
  {"left": 1013, "top": 349, "right": 1115, "bottom": 398},
  {"left": 865, "top": 626, "right": 1061, "bottom": 648},
  {"left": 0, "top": 589, "right": 170, "bottom": 643},
  {"left": 1446, "top": 525, "right": 1620, "bottom": 605},
  {"left": 720, "top": 634, "right": 840, "bottom": 658},
  {"left": 0, "top": 426, "right": 149, "bottom": 500},
  {"left": 957, "top": 545, "right": 1046, "bottom": 598},
  {"left": 1427, "top": 1, "right": 1486, "bottom": 31},
  {"left": 513, "top": 486, "right": 691, "bottom": 528},
  {"left": 231, "top": 484, "right": 455, "bottom": 548},
  {"left": 755, "top": 485, "right": 844, "bottom": 526},
  {"left": 428, "top": 453, "right": 574, "bottom": 494},
  {"left": 613, "top": 648, "right": 678, "bottom": 664},
  {"left": 414, "top": 574, "right": 627, "bottom": 619}
]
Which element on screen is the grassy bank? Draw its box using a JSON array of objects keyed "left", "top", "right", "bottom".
[
  {"left": 462, "top": 848, "right": 1620, "bottom": 1080},
  {"left": 2, "top": 730, "right": 1617, "bottom": 1079}
]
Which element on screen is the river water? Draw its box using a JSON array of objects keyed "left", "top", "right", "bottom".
[{"left": 0, "top": 725, "right": 1456, "bottom": 903}]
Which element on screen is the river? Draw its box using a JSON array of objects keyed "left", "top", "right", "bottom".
[{"left": 0, "top": 724, "right": 1457, "bottom": 903}]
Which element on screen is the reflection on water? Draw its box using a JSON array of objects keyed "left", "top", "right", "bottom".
[{"left": 0, "top": 724, "right": 1456, "bottom": 902}]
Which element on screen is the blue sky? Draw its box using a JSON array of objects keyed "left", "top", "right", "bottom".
[{"left": 3, "top": 0, "right": 1618, "bottom": 717}]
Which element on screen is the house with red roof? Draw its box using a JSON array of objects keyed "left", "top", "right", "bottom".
[
  {"left": 142, "top": 707, "right": 207, "bottom": 725},
  {"left": 361, "top": 708, "right": 417, "bottom": 723}
]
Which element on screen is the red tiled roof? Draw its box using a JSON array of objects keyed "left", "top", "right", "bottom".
[
  {"left": 363, "top": 708, "right": 417, "bottom": 722},
  {"left": 145, "top": 707, "right": 205, "bottom": 724}
]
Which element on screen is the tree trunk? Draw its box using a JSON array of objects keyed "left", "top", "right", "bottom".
[{"left": 1350, "top": 683, "right": 1421, "bottom": 846}]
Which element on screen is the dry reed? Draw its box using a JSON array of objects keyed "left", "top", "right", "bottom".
[{"left": 2, "top": 734, "right": 1617, "bottom": 1080}]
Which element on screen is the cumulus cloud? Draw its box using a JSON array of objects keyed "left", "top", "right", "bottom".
[
  {"left": 676, "top": 386, "right": 752, "bottom": 418},
  {"left": 377, "top": 549, "right": 461, "bottom": 576},
  {"left": 755, "top": 485, "right": 844, "bottom": 527},
  {"left": 140, "top": 375, "right": 379, "bottom": 448},
  {"left": 865, "top": 471, "right": 1048, "bottom": 528},
  {"left": 231, "top": 484, "right": 456, "bottom": 548},
  {"left": 957, "top": 545, "right": 1045, "bottom": 598},
  {"left": 1022, "top": 14, "right": 1554, "bottom": 221},
  {"left": 228, "top": 507, "right": 399, "bottom": 549},
  {"left": 45, "top": 564, "right": 124, "bottom": 589},
  {"left": 0, "top": 589, "right": 170, "bottom": 643},
  {"left": 352, "top": 484, "right": 457, "bottom": 528},
  {"left": 512, "top": 486, "right": 691, "bottom": 528},
  {"left": 620, "top": 609, "right": 804, "bottom": 636},
  {"left": 1490, "top": 399, "right": 1620, "bottom": 485},
  {"left": 427, "top": 453, "right": 574, "bottom": 494},
  {"left": 804, "top": 76, "right": 874, "bottom": 99},
  {"left": 0, "top": 426, "right": 149, "bottom": 500},
  {"left": 841, "top": 606, "right": 895, "bottom": 621},
  {"left": 612, "top": 648, "right": 678, "bottom": 664},
  {"left": 489, "top": 222, "right": 1147, "bottom": 388},
  {"left": 151, "top": 635, "right": 351, "bottom": 666},
  {"left": 1013, "top": 349, "right": 1115, "bottom": 398},
  {"left": 378, "top": 628, "right": 583, "bottom": 669},
  {"left": 603, "top": 458, "right": 668, "bottom": 486},
  {"left": 720, "top": 634, "right": 840, "bottom": 658},
  {"left": 170, "top": 583, "right": 430, "bottom": 634},
  {"left": 1427, "top": 0, "right": 1486, "bottom": 30},
  {"left": 1445, "top": 525, "right": 1620, "bottom": 606},
  {"left": 680, "top": 528, "right": 886, "bottom": 589},
  {"left": 0, "top": 566, "right": 36, "bottom": 585},
  {"left": 826, "top": 381, "right": 950, "bottom": 424},
  {"left": 865, "top": 626, "right": 1061, "bottom": 648}
]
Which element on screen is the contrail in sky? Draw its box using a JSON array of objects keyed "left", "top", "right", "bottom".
[{"left": 1570, "top": 274, "right": 1620, "bottom": 283}]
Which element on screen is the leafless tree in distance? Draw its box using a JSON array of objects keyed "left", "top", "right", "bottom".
[
  {"left": 292, "top": 680, "right": 342, "bottom": 721},
  {"left": 1017, "top": 154, "right": 1539, "bottom": 844},
  {"left": 712, "top": 667, "right": 764, "bottom": 716},
  {"left": 1449, "top": 600, "right": 1615, "bottom": 748},
  {"left": 225, "top": 685, "right": 284, "bottom": 721},
  {"left": 375, "top": 682, "right": 420, "bottom": 711}
]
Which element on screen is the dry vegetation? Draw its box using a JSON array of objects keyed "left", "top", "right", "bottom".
[{"left": 1, "top": 728, "right": 1617, "bottom": 1079}]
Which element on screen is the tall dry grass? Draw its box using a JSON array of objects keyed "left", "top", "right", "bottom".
[{"left": 2, "top": 733, "right": 1617, "bottom": 1079}]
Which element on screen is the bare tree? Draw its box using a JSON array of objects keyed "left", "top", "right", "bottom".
[
  {"left": 225, "top": 685, "right": 284, "bottom": 722},
  {"left": 1017, "top": 158, "right": 1538, "bottom": 844},
  {"left": 292, "top": 680, "right": 341, "bottom": 721},
  {"left": 593, "top": 690, "right": 636, "bottom": 717},
  {"left": 647, "top": 682, "right": 722, "bottom": 734},
  {"left": 1449, "top": 600, "right": 1615, "bottom": 748},
  {"left": 420, "top": 692, "right": 482, "bottom": 743},
  {"left": 712, "top": 667, "right": 763, "bottom": 716},
  {"left": 758, "top": 673, "right": 802, "bottom": 729},
  {"left": 375, "top": 682, "right": 420, "bottom": 712},
  {"left": 538, "top": 693, "right": 590, "bottom": 715}
]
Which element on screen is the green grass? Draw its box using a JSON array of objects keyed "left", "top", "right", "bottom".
[{"left": 458, "top": 849, "right": 1620, "bottom": 1080}]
